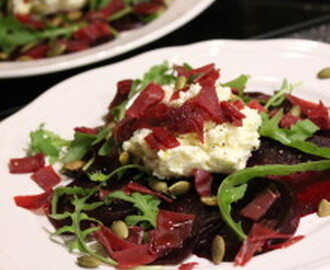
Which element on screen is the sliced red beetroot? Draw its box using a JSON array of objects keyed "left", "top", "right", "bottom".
[
  {"left": 149, "top": 210, "right": 195, "bottom": 255},
  {"left": 247, "top": 100, "right": 267, "bottom": 113},
  {"left": 287, "top": 95, "right": 330, "bottom": 130},
  {"left": 14, "top": 191, "right": 52, "bottom": 210},
  {"left": 295, "top": 179, "right": 330, "bottom": 216},
  {"left": 145, "top": 127, "right": 180, "bottom": 150},
  {"left": 126, "top": 83, "right": 164, "bottom": 119},
  {"left": 234, "top": 223, "right": 291, "bottom": 266},
  {"left": 240, "top": 185, "right": 281, "bottom": 221},
  {"left": 193, "top": 169, "right": 213, "bottom": 197},
  {"left": 123, "top": 182, "right": 173, "bottom": 203},
  {"left": 280, "top": 112, "right": 301, "bottom": 128},
  {"left": 9, "top": 153, "right": 45, "bottom": 174},
  {"left": 31, "top": 166, "right": 61, "bottom": 191},
  {"left": 220, "top": 101, "right": 246, "bottom": 126},
  {"left": 109, "top": 79, "right": 133, "bottom": 109},
  {"left": 74, "top": 126, "right": 98, "bottom": 135}
]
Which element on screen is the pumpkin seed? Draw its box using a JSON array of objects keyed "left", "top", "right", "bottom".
[
  {"left": 289, "top": 105, "right": 301, "bottom": 117},
  {"left": 317, "top": 67, "right": 330, "bottom": 79},
  {"left": 111, "top": 220, "right": 129, "bottom": 239},
  {"left": 20, "top": 42, "right": 37, "bottom": 53},
  {"left": 0, "top": 52, "right": 8, "bottom": 60},
  {"left": 317, "top": 199, "right": 330, "bottom": 217},
  {"left": 67, "top": 11, "right": 83, "bottom": 21},
  {"left": 17, "top": 56, "right": 33, "bottom": 61},
  {"left": 175, "top": 76, "right": 187, "bottom": 90},
  {"left": 148, "top": 179, "right": 168, "bottom": 193},
  {"left": 63, "top": 160, "right": 86, "bottom": 171},
  {"left": 168, "top": 181, "right": 190, "bottom": 196},
  {"left": 49, "top": 16, "right": 64, "bottom": 27},
  {"left": 47, "top": 43, "right": 67, "bottom": 57},
  {"left": 201, "top": 196, "right": 218, "bottom": 206},
  {"left": 211, "top": 235, "right": 225, "bottom": 264},
  {"left": 119, "top": 151, "right": 130, "bottom": 165},
  {"left": 77, "top": 255, "right": 101, "bottom": 268}
]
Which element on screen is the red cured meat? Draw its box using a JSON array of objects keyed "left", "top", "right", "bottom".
[
  {"left": 109, "top": 79, "right": 133, "bottom": 109},
  {"left": 123, "top": 182, "right": 173, "bottom": 203},
  {"left": 65, "top": 40, "right": 89, "bottom": 52},
  {"left": 240, "top": 186, "right": 281, "bottom": 221},
  {"left": 14, "top": 191, "right": 52, "bottom": 210},
  {"left": 133, "top": 2, "right": 163, "bottom": 15},
  {"left": 220, "top": 101, "right": 246, "bottom": 126},
  {"left": 31, "top": 166, "right": 61, "bottom": 191},
  {"left": 126, "top": 83, "right": 164, "bottom": 119},
  {"left": 179, "top": 262, "right": 198, "bottom": 270},
  {"left": 127, "top": 226, "right": 144, "bottom": 245},
  {"left": 73, "top": 22, "right": 112, "bottom": 45},
  {"left": 87, "top": 0, "right": 126, "bottom": 20},
  {"left": 23, "top": 44, "right": 50, "bottom": 59},
  {"left": 114, "top": 116, "right": 136, "bottom": 143},
  {"left": 193, "top": 169, "right": 213, "bottom": 197},
  {"left": 15, "top": 14, "right": 45, "bottom": 29},
  {"left": 145, "top": 127, "right": 180, "bottom": 150},
  {"left": 9, "top": 153, "right": 45, "bottom": 174},
  {"left": 280, "top": 113, "right": 301, "bottom": 128},
  {"left": 247, "top": 100, "right": 267, "bottom": 113},
  {"left": 74, "top": 126, "right": 98, "bottom": 135}
]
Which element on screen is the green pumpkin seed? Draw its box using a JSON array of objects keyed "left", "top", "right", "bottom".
[
  {"left": 168, "top": 181, "right": 190, "bottom": 195},
  {"left": 148, "top": 179, "right": 168, "bottom": 193},
  {"left": 317, "top": 67, "right": 330, "bottom": 79},
  {"left": 211, "top": 235, "right": 225, "bottom": 265},
  {"left": 175, "top": 76, "right": 187, "bottom": 90},
  {"left": 0, "top": 52, "right": 8, "bottom": 60},
  {"left": 17, "top": 56, "right": 33, "bottom": 61},
  {"left": 111, "top": 220, "right": 129, "bottom": 239},
  {"left": 77, "top": 255, "right": 101, "bottom": 268},
  {"left": 67, "top": 11, "right": 83, "bottom": 21},
  {"left": 200, "top": 196, "right": 218, "bottom": 206},
  {"left": 49, "top": 16, "right": 64, "bottom": 27},
  {"left": 317, "top": 199, "right": 330, "bottom": 217},
  {"left": 289, "top": 106, "right": 301, "bottom": 117},
  {"left": 47, "top": 43, "right": 67, "bottom": 57},
  {"left": 63, "top": 160, "right": 86, "bottom": 171},
  {"left": 20, "top": 42, "right": 38, "bottom": 53},
  {"left": 119, "top": 151, "right": 130, "bottom": 165}
]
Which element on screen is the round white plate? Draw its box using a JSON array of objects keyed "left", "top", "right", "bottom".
[
  {"left": 0, "top": 0, "right": 215, "bottom": 78},
  {"left": 1, "top": 39, "right": 330, "bottom": 270}
]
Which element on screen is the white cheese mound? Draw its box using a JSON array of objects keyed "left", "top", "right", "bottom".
[
  {"left": 123, "top": 105, "right": 262, "bottom": 179},
  {"left": 11, "top": 0, "right": 87, "bottom": 15}
]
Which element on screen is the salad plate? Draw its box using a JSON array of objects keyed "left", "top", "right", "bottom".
[
  {"left": 0, "top": 0, "right": 215, "bottom": 78},
  {"left": 1, "top": 39, "right": 330, "bottom": 270}
]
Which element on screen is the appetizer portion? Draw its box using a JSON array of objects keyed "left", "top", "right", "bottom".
[
  {"left": 9, "top": 62, "right": 330, "bottom": 269},
  {"left": 0, "top": 0, "right": 170, "bottom": 61}
]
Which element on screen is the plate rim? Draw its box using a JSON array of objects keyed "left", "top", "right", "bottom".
[{"left": 0, "top": 0, "right": 215, "bottom": 78}]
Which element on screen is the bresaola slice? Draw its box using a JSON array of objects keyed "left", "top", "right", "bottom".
[{"left": 9, "top": 153, "right": 45, "bottom": 174}]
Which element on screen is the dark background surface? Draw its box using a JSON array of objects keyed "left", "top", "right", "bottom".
[{"left": 1, "top": 0, "right": 330, "bottom": 120}]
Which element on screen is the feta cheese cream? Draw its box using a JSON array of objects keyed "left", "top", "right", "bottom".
[
  {"left": 123, "top": 84, "right": 262, "bottom": 179},
  {"left": 11, "top": 0, "right": 87, "bottom": 15}
]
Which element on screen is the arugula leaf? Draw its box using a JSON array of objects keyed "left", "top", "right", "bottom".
[
  {"left": 259, "top": 111, "right": 330, "bottom": 158},
  {"left": 0, "top": 16, "right": 83, "bottom": 53},
  {"left": 222, "top": 74, "right": 250, "bottom": 98},
  {"left": 110, "top": 62, "right": 176, "bottom": 122},
  {"left": 107, "top": 191, "right": 160, "bottom": 228},
  {"left": 88, "top": 164, "right": 147, "bottom": 182},
  {"left": 51, "top": 185, "right": 116, "bottom": 265},
  {"left": 29, "top": 124, "right": 70, "bottom": 163},
  {"left": 217, "top": 160, "right": 330, "bottom": 241},
  {"left": 264, "top": 79, "right": 298, "bottom": 109},
  {"left": 63, "top": 126, "right": 112, "bottom": 164}
]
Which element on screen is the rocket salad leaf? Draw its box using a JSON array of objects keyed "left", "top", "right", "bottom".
[{"left": 217, "top": 160, "right": 330, "bottom": 241}]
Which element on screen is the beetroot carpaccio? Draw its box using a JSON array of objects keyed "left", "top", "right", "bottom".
[{"left": 9, "top": 62, "right": 330, "bottom": 269}]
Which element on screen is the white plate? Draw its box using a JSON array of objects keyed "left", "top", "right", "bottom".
[
  {"left": 0, "top": 0, "right": 215, "bottom": 78},
  {"left": 1, "top": 39, "right": 330, "bottom": 270}
]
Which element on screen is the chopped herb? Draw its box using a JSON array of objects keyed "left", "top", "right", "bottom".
[
  {"left": 217, "top": 160, "right": 330, "bottom": 241},
  {"left": 107, "top": 191, "right": 161, "bottom": 228}
]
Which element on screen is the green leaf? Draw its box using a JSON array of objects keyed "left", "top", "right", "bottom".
[
  {"left": 29, "top": 124, "right": 70, "bottom": 163},
  {"left": 222, "top": 74, "right": 250, "bottom": 98},
  {"left": 107, "top": 191, "right": 160, "bottom": 228},
  {"left": 218, "top": 160, "right": 330, "bottom": 241},
  {"left": 259, "top": 112, "right": 330, "bottom": 158},
  {"left": 88, "top": 164, "right": 147, "bottom": 182},
  {"left": 264, "top": 79, "right": 298, "bottom": 109}
]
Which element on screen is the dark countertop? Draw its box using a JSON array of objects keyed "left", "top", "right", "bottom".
[{"left": 1, "top": 0, "right": 330, "bottom": 120}]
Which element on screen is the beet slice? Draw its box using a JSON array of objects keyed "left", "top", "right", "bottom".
[{"left": 193, "top": 169, "right": 213, "bottom": 197}]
